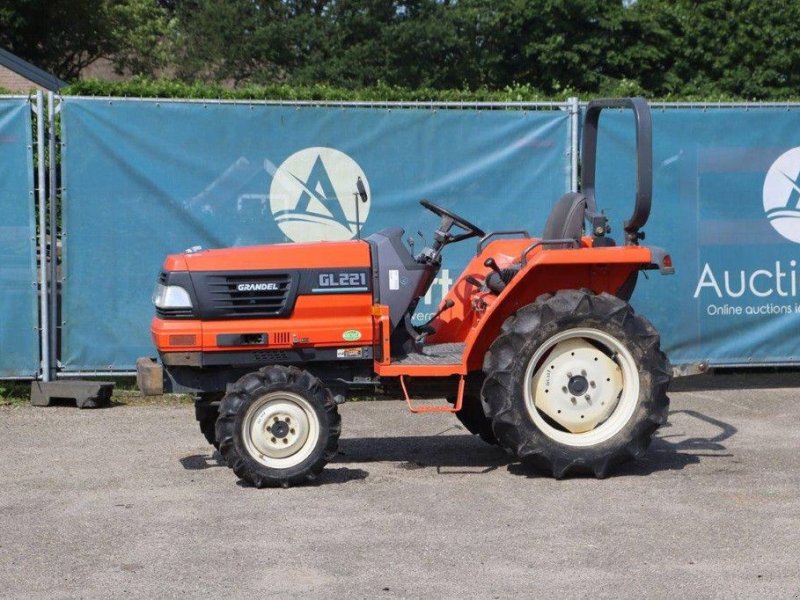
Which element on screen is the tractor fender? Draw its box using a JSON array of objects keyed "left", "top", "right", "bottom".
[{"left": 460, "top": 244, "right": 656, "bottom": 372}]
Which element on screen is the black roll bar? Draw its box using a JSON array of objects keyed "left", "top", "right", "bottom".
[{"left": 581, "top": 97, "right": 652, "bottom": 245}]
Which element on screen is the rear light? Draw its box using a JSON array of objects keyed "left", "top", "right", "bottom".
[
  {"left": 655, "top": 252, "right": 675, "bottom": 275},
  {"left": 168, "top": 334, "right": 197, "bottom": 346},
  {"left": 647, "top": 249, "right": 674, "bottom": 275}
]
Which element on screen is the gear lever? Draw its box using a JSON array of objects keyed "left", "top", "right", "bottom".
[
  {"left": 465, "top": 275, "right": 483, "bottom": 288},
  {"left": 416, "top": 299, "right": 455, "bottom": 345},
  {"left": 484, "top": 257, "right": 502, "bottom": 275}
]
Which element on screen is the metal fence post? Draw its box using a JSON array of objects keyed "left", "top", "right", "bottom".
[
  {"left": 35, "top": 90, "right": 50, "bottom": 381},
  {"left": 47, "top": 92, "right": 58, "bottom": 381},
  {"left": 568, "top": 96, "right": 580, "bottom": 193}
]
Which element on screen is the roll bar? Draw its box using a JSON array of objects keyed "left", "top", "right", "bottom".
[{"left": 581, "top": 97, "right": 652, "bottom": 245}]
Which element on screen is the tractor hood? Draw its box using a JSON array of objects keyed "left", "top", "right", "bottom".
[{"left": 162, "top": 239, "right": 372, "bottom": 272}]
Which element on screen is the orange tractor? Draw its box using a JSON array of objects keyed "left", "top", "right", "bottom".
[{"left": 140, "top": 98, "right": 673, "bottom": 487}]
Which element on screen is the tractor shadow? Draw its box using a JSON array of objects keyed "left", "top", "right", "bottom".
[
  {"left": 179, "top": 452, "right": 227, "bottom": 470},
  {"left": 232, "top": 466, "right": 371, "bottom": 489},
  {"left": 180, "top": 450, "right": 370, "bottom": 487},
  {"left": 336, "top": 410, "right": 737, "bottom": 480},
  {"left": 180, "top": 409, "right": 736, "bottom": 485},
  {"left": 618, "top": 408, "right": 737, "bottom": 476},
  {"left": 335, "top": 424, "right": 512, "bottom": 475},
  {"left": 509, "top": 408, "right": 737, "bottom": 479}
]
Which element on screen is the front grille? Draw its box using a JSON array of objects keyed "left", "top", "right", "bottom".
[
  {"left": 272, "top": 331, "right": 291, "bottom": 345},
  {"left": 205, "top": 273, "right": 293, "bottom": 318}
]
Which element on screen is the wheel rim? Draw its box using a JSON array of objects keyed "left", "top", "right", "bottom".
[
  {"left": 523, "top": 327, "right": 639, "bottom": 447},
  {"left": 241, "top": 391, "right": 320, "bottom": 469}
]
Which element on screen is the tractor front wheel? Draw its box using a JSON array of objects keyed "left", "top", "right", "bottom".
[
  {"left": 216, "top": 366, "right": 341, "bottom": 488},
  {"left": 482, "top": 290, "right": 670, "bottom": 478}
]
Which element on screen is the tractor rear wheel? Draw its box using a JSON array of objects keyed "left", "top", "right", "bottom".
[
  {"left": 195, "top": 393, "right": 223, "bottom": 450},
  {"left": 216, "top": 366, "right": 341, "bottom": 488},
  {"left": 452, "top": 394, "right": 497, "bottom": 445},
  {"left": 481, "top": 290, "right": 670, "bottom": 478}
]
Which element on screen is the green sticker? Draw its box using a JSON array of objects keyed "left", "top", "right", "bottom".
[{"left": 342, "top": 329, "right": 362, "bottom": 341}]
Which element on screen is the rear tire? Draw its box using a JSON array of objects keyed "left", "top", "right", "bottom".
[
  {"left": 453, "top": 394, "right": 498, "bottom": 445},
  {"left": 482, "top": 290, "right": 670, "bottom": 478},
  {"left": 195, "top": 393, "right": 222, "bottom": 450},
  {"left": 217, "top": 366, "right": 341, "bottom": 488}
]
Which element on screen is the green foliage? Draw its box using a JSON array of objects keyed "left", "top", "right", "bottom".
[
  {"left": 0, "top": 382, "right": 29, "bottom": 406},
  {"left": 650, "top": 0, "right": 800, "bottom": 99},
  {"left": 0, "top": 0, "right": 172, "bottom": 80},
  {"left": 65, "top": 78, "right": 565, "bottom": 101},
  {"left": 62, "top": 77, "right": 782, "bottom": 103},
  {"left": 4, "top": 0, "right": 800, "bottom": 100},
  {"left": 108, "top": 0, "right": 177, "bottom": 76},
  {"left": 1, "top": 1, "right": 111, "bottom": 80}
]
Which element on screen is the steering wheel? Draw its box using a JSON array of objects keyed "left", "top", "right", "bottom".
[{"left": 420, "top": 199, "right": 485, "bottom": 244}]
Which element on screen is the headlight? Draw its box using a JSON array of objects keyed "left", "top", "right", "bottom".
[{"left": 152, "top": 283, "right": 193, "bottom": 309}]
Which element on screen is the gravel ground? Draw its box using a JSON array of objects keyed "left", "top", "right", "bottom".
[{"left": 1, "top": 376, "right": 799, "bottom": 599}]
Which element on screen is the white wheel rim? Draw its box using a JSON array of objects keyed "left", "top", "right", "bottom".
[
  {"left": 523, "top": 327, "right": 639, "bottom": 447},
  {"left": 242, "top": 391, "right": 320, "bottom": 469}
]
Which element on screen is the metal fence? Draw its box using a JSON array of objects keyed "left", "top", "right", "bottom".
[
  {"left": 57, "top": 97, "right": 575, "bottom": 374},
  {"left": 6, "top": 94, "right": 800, "bottom": 380},
  {"left": 0, "top": 95, "right": 39, "bottom": 378},
  {"left": 594, "top": 103, "right": 800, "bottom": 367}
]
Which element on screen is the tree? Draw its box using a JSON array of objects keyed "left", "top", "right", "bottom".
[
  {"left": 4, "top": 0, "right": 800, "bottom": 98},
  {"left": 287, "top": 0, "right": 475, "bottom": 89},
  {"left": 169, "top": 0, "right": 319, "bottom": 83},
  {"left": 648, "top": 0, "right": 800, "bottom": 99},
  {"left": 108, "top": 0, "right": 177, "bottom": 76},
  {"left": 0, "top": 0, "right": 172, "bottom": 81}
]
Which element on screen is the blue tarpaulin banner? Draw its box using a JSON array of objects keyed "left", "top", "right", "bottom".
[
  {"left": 595, "top": 106, "right": 800, "bottom": 366},
  {"left": 0, "top": 98, "right": 38, "bottom": 377},
  {"left": 60, "top": 99, "right": 571, "bottom": 370}
]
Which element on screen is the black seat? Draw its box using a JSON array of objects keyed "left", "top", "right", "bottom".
[
  {"left": 485, "top": 193, "right": 587, "bottom": 295},
  {"left": 541, "top": 192, "right": 587, "bottom": 247}
]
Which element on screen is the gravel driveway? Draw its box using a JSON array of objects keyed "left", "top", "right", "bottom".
[{"left": 1, "top": 376, "right": 799, "bottom": 598}]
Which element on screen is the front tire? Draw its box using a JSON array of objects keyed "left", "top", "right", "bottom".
[
  {"left": 482, "top": 290, "right": 670, "bottom": 478},
  {"left": 217, "top": 366, "right": 341, "bottom": 488}
]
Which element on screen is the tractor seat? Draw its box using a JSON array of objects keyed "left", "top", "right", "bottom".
[
  {"left": 541, "top": 192, "right": 587, "bottom": 246},
  {"left": 485, "top": 192, "right": 587, "bottom": 293}
]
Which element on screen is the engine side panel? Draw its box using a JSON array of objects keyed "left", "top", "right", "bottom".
[
  {"left": 154, "top": 240, "right": 375, "bottom": 357},
  {"left": 174, "top": 239, "right": 371, "bottom": 271},
  {"left": 200, "top": 293, "right": 374, "bottom": 351},
  {"left": 187, "top": 267, "right": 371, "bottom": 320}
]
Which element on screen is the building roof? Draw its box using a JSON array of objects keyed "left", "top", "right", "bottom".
[{"left": 0, "top": 47, "right": 67, "bottom": 91}]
